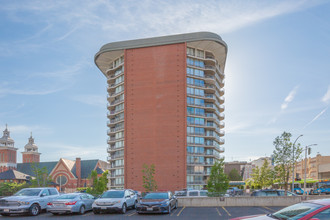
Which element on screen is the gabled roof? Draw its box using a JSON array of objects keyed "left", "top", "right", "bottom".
[
  {"left": 71, "top": 159, "right": 101, "bottom": 179},
  {"left": 0, "top": 169, "right": 32, "bottom": 180},
  {"left": 17, "top": 161, "right": 58, "bottom": 176},
  {"left": 17, "top": 159, "right": 108, "bottom": 179},
  {"left": 61, "top": 158, "right": 75, "bottom": 171}
]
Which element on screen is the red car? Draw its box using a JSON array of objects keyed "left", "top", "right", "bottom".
[{"left": 231, "top": 198, "right": 330, "bottom": 220}]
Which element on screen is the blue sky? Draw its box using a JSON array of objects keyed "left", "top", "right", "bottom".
[{"left": 0, "top": 0, "right": 329, "bottom": 163}]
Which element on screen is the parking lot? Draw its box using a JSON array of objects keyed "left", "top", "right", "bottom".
[{"left": 0, "top": 206, "right": 284, "bottom": 219}]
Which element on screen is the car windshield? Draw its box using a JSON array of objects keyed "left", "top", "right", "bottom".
[
  {"left": 143, "top": 193, "right": 168, "bottom": 199},
  {"left": 101, "top": 191, "right": 124, "bottom": 198},
  {"left": 14, "top": 189, "right": 41, "bottom": 196},
  {"left": 57, "top": 194, "right": 79, "bottom": 199},
  {"left": 272, "top": 202, "right": 323, "bottom": 219}
]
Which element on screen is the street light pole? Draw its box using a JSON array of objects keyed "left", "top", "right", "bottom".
[
  {"left": 292, "top": 134, "right": 303, "bottom": 193},
  {"left": 304, "top": 144, "right": 317, "bottom": 195}
]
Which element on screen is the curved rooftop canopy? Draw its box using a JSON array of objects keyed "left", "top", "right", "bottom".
[{"left": 95, "top": 32, "right": 227, "bottom": 76}]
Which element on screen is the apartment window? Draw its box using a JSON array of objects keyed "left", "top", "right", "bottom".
[
  {"left": 115, "top": 103, "right": 124, "bottom": 112},
  {"left": 115, "top": 131, "right": 124, "bottom": 139},
  {"left": 115, "top": 141, "right": 124, "bottom": 148},
  {"left": 187, "top": 126, "right": 204, "bottom": 135},
  {"left": 187, "top": 87, "right": 204, "bottom": 97},
  {"left": 196, "top": 49, "right": 204, "bottom": 58},
  {"left": 187, "top": 136, "right": 204, "bottom": 144},
  {"left": 115, "top": 75, "right": 124, "bottom": 84},
  {"left": 187, "top": 106, "right": 205, "bottom": 116},
  {"left": 187, "top": 117, "right": 204, "bottom": 125},
  {"left": 187, "top": 47, "right": 195, "bottom": 56},
  {"left": 115, "top": 85, "right": 124, "bottom": 94},
  {"left": 187, "top": 67, "right": 205, "bottom": 77},
  {"left": 187, "top": 146, "right": 204, "bottom": 154}
]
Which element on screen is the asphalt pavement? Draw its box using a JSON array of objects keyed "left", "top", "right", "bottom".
[{"left": 0, "top": 206, "right": 285, "bottom": 219}]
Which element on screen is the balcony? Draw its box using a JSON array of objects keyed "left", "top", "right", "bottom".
[
  {"left": 219, "top": 121, "right": 225, "bottom": 128},
  {"left": 107, "top": 117, "right": 124, "bottom": 126},
  {"left": 108, "top": 108, "right": 124, "bottom": 116},
  {"left": 219, "top": 104, "right": 225, "bottom": 112},
  {"left": 107, "top": 126, "right": 124, "bottom": 135},
  {"left": 219, "top": 96, "right": 225, "bottom": 104}
]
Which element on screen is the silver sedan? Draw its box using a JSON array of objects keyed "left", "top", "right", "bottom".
[{"left": 47, "top": 193, "right": 95, "bottom": 215}]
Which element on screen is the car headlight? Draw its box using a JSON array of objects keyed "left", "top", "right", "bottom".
[
  {"left": 19, "top": 201, "right": 30, "bottom": 205},
  {"left": 160, "top": 201, "right": 169, "bottom": 206}
]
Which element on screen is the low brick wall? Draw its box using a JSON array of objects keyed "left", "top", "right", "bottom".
[{"left": 178, "top": 195, "right": 330, "bottom": 207}]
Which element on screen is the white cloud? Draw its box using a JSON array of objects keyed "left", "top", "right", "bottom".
[
  {"left": 281, "top": 86, "right": 299, "bottom": 110},
  {"left": 322, "top": 86, "right": 330, "bottom": 104}
]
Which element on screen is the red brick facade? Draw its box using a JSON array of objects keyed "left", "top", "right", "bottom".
[
  {"left": 124, "top": 43, "right": 187, "bottom": 192},
  {"left": 22, "top": 154, "right": 40, "bottom": 163},
  {"left": 0, "top": 149, "right": 17, "bottom": 172}
]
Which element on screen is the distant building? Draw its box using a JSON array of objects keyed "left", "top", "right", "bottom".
[
  {"left": 0, "top": 169, "right": 32, "bottom": 183},
  {"left": 0, "top": 125, "right": 109, "bottom": 192},
  {"left": 0, "top": 125, "right": 18, "bottom": 172},
  {"left": 295, "top": 154, "right": 330, "bottom": 180},
  {"left": 17, "top": 158, "right": 109, "bottom": 193},
  {"left": 22, "top": 133, "right": 41, "bottom": 163},
  {"left": 95, "top": 32, "right": 227, "bottom": 191},
  {"left": 224, "top": 161, "right": 247, "bottom": 178}
]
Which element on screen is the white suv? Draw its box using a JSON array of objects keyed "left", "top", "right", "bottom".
[
  {"left": 92, "top": 189, "right": 137, "bottom": 214},
  {"left": 0, "top": 187, "right": 59, "bottom": 216}
]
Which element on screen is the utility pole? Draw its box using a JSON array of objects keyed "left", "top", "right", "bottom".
[
  {"left": 292, "top": 134, "right": 303, "bottom": 192},
  {"left": 304, "top": 144, "right": 317, "bottom": 195}
]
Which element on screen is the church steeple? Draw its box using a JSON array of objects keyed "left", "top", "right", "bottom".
[
  {"left": 22, "top": 132, "right": 41, "bottom": 163},
  {"left": 0, "top": 125, "right": 18, "bottom": 172}
]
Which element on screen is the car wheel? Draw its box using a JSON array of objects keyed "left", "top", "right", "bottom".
[
  {"left": 121, "top": 203, "right": 127, "bottom": 214},
  {"left": 168, "top": 205, "right": 171, "bottom": 214},
  {"left": 134, "top": 200, "right": 138, "bottom": 209},
  {"left": 79, "top": 205, "right": 85, "bottom": 215},
  {"left": 174, "top": 201, "right": 178, "bottom": 209},
  {"left": 52, "top": 213, "right": 59, "bottom": 215},
  {"left": 29, "top": 204, "right": 41, "bottom": 216},
  {"left": 93, "top": 209, "right": 100, "bottom": 214}
]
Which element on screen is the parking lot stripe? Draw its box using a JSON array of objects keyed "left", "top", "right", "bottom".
[
  {"left": 127, "top": 211, "right": 136, "bottom": 216},
  {"left": 222, "top": 206, "right": 231, "bottom": 216},
  {"left": 177, "top": 206, "right": 185, "bottom": 216},
  {"left": 263, "top": 206, "right": 276, "bottom": 212},
  {"left": 215, "top": 207, "right": 222, "bottom": 216},
  {"left": 170, "top": 207, "right": 179, "bottom": 216}
]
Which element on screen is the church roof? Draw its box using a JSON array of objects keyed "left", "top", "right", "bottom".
[
  {"left": 17, "top": 161, "right": 58, "bottom": 176},
  {"left": 71, "top": 160, "right": 102, "bottom": 178},
  {"left": 17, "top": 159, "right": 107, "bottom": 179},
  {"left": 0, "top": 169, "right": 32, "bottom": 181}
]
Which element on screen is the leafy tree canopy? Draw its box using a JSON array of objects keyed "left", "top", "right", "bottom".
[{"left": 207, "top": 158, "right": 229, "bottom": 194}]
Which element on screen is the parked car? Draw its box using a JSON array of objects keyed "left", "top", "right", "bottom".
[
  {"left": 227, "top": 187, "right": 243, "bottom": 196},
  {"left": 186, "top": 190, "right": 208, "bottom": 197},
  {"left": 47, "top": 193, "right": 95, "bottom": 215},
  {"left": 251, "top": 189, "right": 297, "bottom": 197},
  {"left": 136, "top": 191, "right": 177, "bottom": 214},
  {"left": 92, "top": 189, "right": 137, "bottom": 214},
  {"left": 0, "top": 187, "right": 60, "bottom": 216},
  {"left": 230, "top": 198, "right": 330, "bottom": 220}
]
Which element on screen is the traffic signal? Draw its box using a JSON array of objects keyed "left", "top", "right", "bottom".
[{"left": 308, "top": 147, "right": 311, "bottom": 155}]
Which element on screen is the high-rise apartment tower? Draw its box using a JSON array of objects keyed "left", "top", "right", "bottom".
[{"left": 95, "top": 32, "right": 227, "bottom": 191}]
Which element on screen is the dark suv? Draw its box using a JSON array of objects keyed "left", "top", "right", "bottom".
[{"left": 251, "top": 189, "right": 296, "bottom": 196}]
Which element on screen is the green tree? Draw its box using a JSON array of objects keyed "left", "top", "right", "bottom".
[
  {"left": 272, "top": 132, "right": 302, "bottom": 191},
  {"left": 86, "top": 170, "right": 108, "bottom": 196},
  {"left": 30, "top": 163, "right": 52, "bottom": 187},
  {"left": 142, "top": 164, "right": 157, "bottom": 192},
  {"left": 228, "top": 168, "right": 242, "bottom": 181},
  {"left": 250, "top": 159, "right": 274, "bottom": 189},
  {"left": 207, "top": 159, "right": 229, "bottom": 194},
  {"left": 0, "top": 182, "right": 29, "bottom": 196}
]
